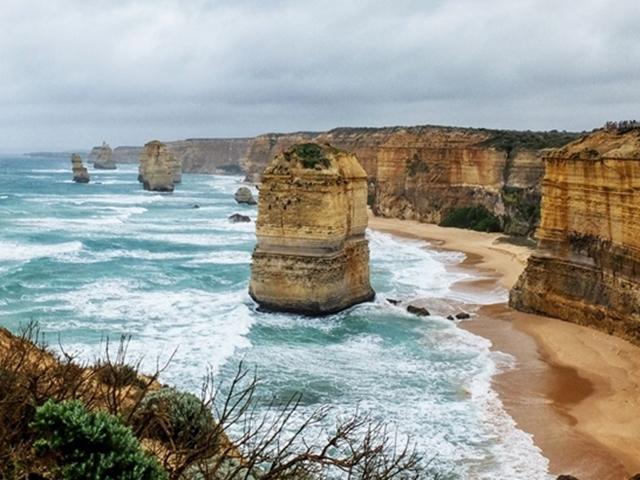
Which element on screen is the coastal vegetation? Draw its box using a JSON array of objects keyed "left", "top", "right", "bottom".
[
  {"left": 0, "top": 324, "right": 433, "bottom": 480},
  {"left": 439, "top": 206, "right": 502, "bottom": 232}
]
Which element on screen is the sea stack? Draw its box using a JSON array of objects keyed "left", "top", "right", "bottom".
[
  {"left": 70, "top": 153, "right": 90, "bottom": 183},
  {"left": 249, "top": 143, "right": 375, "bottom": 314},
  {"left": 89, "top": 142, "right": 116, "bottom": 170},
  {"left": 138, "top": 140, "right": 178, "bottom": 192},
  {"left": 510, "top": 124, "right": 640, "bottom": 344}
]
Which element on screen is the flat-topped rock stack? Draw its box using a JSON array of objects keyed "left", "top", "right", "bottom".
[
  {"left": 249, "top": 143, "right": 375, "bottom": 314},
  {"left": 89, "top": 142, "right": 116, "bottom": 170},
  {"left": 70, "top": 153, "right": 90, "bottom": 183},
  {"left": 510, "top": 126, "right": 640, "bottom": 344},
  {"left": 138, "top": 140, "right": 180, "bottom": 192}
]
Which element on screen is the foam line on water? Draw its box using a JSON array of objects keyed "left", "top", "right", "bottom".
[{"left": 0, "top": 240, "right": 83, "bottom": 262}]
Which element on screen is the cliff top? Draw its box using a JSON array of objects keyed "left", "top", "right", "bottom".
[
  {"left": 265, "top": 143, "right": 367, "bottom": 178},
  {"left": 256, "top": 125, "right": 581, "bottom": 152},
  {"left": 549, "top": 127, "right": 640, "bottom": 160}
]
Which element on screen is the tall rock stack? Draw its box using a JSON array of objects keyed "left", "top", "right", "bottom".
[
  {"left": 138, "top": 140, "right": 177, "bottom": 192},
  {"left": 510, "top": 126, "right": 640, "bottom": 344},
  {"left": 249, "top": 143, "right": 375, "bottom": 314},
  {"left": 70, "top": 153, "right": 90, "bottom": 183},
  {"left": 89, "top": 142, "right": 116, "bottom": 170}
]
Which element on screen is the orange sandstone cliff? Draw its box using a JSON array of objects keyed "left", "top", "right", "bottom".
[
  {"left": 249, "top": 143, "right": 375, "bottom": 314},
  {"left": 243, "top": 126, "right": 578, "bottom": 236},
  {"left": 510, "top": 127, "right": 640, "bottom": 343}
]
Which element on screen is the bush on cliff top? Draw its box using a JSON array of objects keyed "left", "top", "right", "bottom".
[
  {"left": 31, "top": 399, "right": 167, "bottom": 480},
  {"left": 287, "top": 143, "right": 332, "bottom": 169},
  {"left": 440, "top": 206, "right": 502, "bottom": 232}
]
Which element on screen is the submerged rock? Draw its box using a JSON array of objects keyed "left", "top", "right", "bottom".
[
  {"left": 89, "top": 142, "right": 116, "bottom": 170},
  {"left": 138, "top": 140, "right": 177, "bottom": 192},
  {"left": 249, "top": 143, "right": 375, "bottom": 315},
  {"left": 455, "top": 312, "right": 471, "bottom": 319},
  {"left": 406, "top": 305, "right": 430, "bottom": 316},
  {"left": 229, "top": 213, "right": 251, "bottom": 223},
  {"left": 234, "top": 186, "right": 257, "bottom": 205},
  {"left": 386, "top": 298, "right": 401, "bottom": 305},
  {"left": 70, "top": 153, "right": 90, "bottom": 183}
]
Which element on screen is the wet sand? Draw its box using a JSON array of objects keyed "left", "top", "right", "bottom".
[{"left": 369, "top": 215, "right": 640, "bottom": 480}]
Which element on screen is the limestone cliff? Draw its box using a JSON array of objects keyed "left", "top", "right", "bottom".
[
  {"left": 110, "top": 138, "right": 251, "bottom": 174},
  {"left": 70, "top": 153, "right": 90, "bottom": 183},
  {"left": 510, "top": 127, "right": 640, "bottom": 344},
  {"left": 249, "top": 143, "right": 375, "bottom": 314},
  {"left": 242, "top": 126, "right": 578, "bottom": 236},
  {"left": 89, "top": 142, "right": 116, "bottom": 170},
  {"left": 138, "top": 140, "right": 177, "bottom": 192}
]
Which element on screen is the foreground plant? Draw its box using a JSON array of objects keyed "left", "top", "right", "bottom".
[{"left": 0, "top": 323, "right": 440, "bottom": 479}]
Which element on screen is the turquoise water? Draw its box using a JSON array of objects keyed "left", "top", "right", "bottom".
[{"left": 0, "top": 156, "right": 551, "bottom": 479}]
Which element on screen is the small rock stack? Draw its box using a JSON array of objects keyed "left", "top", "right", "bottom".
[
  {"left": 234, "top": 187, "right": 257, "bottom": 205},
  {"left": 89, "top": 142, "right": 116, "bottom": 170},
  {"left": 70, "top": 153, "right": 90, "bottom": 183},
  {"left": 138, "top": 140, "right": 180, "bottom": 192}
]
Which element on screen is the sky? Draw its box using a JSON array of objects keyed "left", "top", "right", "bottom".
[{"left": 0, "top": 0, "right": 639, "bottom": 151}]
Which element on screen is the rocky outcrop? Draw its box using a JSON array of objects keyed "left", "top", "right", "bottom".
[
  {"left": 70, "top": 153, "right": 90, "bottom": 183},
  {"left": 249, "top": 143, "right": 375, "bottom": 314},
  {"left": 234, "top": 187, "right": 257, "bottom": 205},
  {"left": 110, "top": 138, "right": 252, "bottom": 174},
  {"left": 242, "top": 126, "right": 579, "bottom": 236},
  {"left": 89, "top": 142, "right": 116, "bottom": 170},
  {"left": 229, "top": 213, "right": 251, "bottom": 223},
  {"left": 510, "top": 127, "right": 640, "bottom": 344},
  {"left": 138, "top": 140, "right": 178, "bottom": 192}
]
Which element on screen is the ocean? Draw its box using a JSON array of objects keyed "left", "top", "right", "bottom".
[{"left": 0, "top": 156, "right": 552, "bottom": 479}]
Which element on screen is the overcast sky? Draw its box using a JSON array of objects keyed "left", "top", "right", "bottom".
[{"left": 1, "top": 0, "right": 639, "bottom": 151}]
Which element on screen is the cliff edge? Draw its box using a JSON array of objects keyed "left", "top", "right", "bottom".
[
  {"left": 249, "top": 143, "right": 375, "bottom": 314},
  {"left": 242, "top": 126, "right": 578, "bottom": 236},
  {"left": 510, "top": 126, "right": 640, "bottom": 344}
]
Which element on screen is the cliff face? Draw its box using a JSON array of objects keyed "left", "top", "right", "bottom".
[
  {"left": 138, "top": 141, "right": 178, "bottom": 192},
  {"left": 89, "top": 142, "right": 116, "bottom": 170},
  {"left": 70, "top": 153, "right": 90, "bottom": 183},
  {"left": 111, "top": 139, "right": 251, "bottom": 174},
  {"left": 243, "top": 127, "right": 577, "bottom": 236},
  {"left": 249, "top": 143, "right": 375, "bottom": 314},
  {"left": 510, "top": 127, "right": 640, "bottom": 344}
]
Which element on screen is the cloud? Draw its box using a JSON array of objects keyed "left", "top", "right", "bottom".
[{"left": 0, "top": 0, "right": 639, "bottom": 150}]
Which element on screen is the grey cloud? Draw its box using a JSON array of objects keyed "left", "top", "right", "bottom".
[{"left": 0, "top": 0, "right": 639, "bottom": 151}]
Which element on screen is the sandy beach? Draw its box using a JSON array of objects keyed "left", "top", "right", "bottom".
[{"left": 369, "top": 215, "right": 640, "bottom": 480}]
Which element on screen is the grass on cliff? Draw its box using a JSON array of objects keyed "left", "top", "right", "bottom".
[
  {"left": 286, "top": 143, "right": 332, "bottom": 169},
  {"left": 0, "top": 323, "right": 442, "bottom": 480},
  {"left": 440, "top": 206, "right": 502, "bottom": 232},
  {"left": 479, "top": 129, "right": 581, "bottom": 152}
]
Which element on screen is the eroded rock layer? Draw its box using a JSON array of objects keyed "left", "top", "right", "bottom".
[
  {"left": 70, "top": 153, "right": 90, "bottom": 183},
  {"left": 243, "top": 126, "right": 578, "bottom": 236},
  {"left": 249, "top": 143, "right": 375, "bottom": 314},
  {"left": 510, "top": 127, "right": 640, "bottom": 343},
  {"left": 89, "top": 142, "right": 116, "bottom": 170},
  {"left": 138, "top": 140, "right": 178, "bottom": 192}
]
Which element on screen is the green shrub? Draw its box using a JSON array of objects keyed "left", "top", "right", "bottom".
[
  {"left": 31, "top": 399, "right": 166, "bottom": 480},
  {"left": 288, "top": 143, "right": 331, "bottom": 169},
  {"left": 133, "top": 387, "right": 215, "bottom": 448},
  {"left": 440, "top": 206, "right": 502, "bottom": 232}
]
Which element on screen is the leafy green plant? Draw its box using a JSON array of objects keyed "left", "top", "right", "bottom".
[
  {"left": 133, "top": 387, "right": 215, "bottom": 449},
  {"left": 440, "top": 206, "right": 502, "bottom": 232},
  {"left": 31, "top": 399, "right": 166, "bottom": 480},
  {"left": 288, "top": 143, "right": 331, "bottom": 169}
]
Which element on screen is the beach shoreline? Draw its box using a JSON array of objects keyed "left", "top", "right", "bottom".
[{"left": 368, "top": 214, "right": 640, "bottom": 480}]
